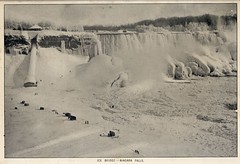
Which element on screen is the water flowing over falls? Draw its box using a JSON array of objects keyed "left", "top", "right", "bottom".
[
  {"left": 97, "top": 31, "right": 236, "bottom": 82},
  {"left": 98, "top": 33, "right": 197, "bottom": 56}
]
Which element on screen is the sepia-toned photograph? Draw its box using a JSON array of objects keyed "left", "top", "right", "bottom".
[{"left": 3, "top": 2, "right": 238, "bottom": 158}]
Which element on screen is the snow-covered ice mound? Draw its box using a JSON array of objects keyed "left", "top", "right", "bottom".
[{"left": 73, "top": 54, "right": 122, "bottom": 89}]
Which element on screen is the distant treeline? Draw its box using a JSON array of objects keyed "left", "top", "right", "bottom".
[
  {"left": 5, "top": 14, "right": 237, "bottom": 31},
  {"left": 85, "top": 14, "right": 237, "bottom": 31}
]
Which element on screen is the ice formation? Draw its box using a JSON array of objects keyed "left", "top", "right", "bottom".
[
  {"left": 4, "top": 27, "right": 237, "bottom": 90},
  {"left": 24, "top": 38, "right": 38, "bottom": 87},
  {"left": 97, "top": 30, "right": 236, "bottom": 81}
]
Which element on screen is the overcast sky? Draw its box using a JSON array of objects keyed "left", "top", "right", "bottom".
[{"left": 5, "top": 3, "right": 237, "bottom": 26}]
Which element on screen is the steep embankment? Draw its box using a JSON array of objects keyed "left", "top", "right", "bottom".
[{"left": 5, "top": 48, "right": 89, "bottom": 89}]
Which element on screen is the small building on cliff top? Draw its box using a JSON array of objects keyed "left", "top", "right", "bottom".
[{"left": 28, "top": 24, "right": 43, "bottom": 31}]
